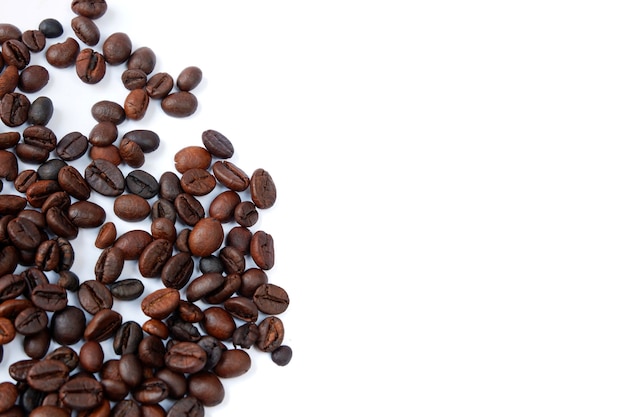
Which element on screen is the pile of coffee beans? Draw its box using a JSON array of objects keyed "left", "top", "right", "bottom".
[{"left": 0, "top": 0, "right": 291, "bottom": 415}]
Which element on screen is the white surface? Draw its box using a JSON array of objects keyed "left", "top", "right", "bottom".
[{"left": 4, "top": 0, "right": 626, "bottom": 416}]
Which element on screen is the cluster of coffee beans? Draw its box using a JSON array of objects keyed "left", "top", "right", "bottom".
[{"left": 0, "top": 0, "right": 291, "bottom": 415}]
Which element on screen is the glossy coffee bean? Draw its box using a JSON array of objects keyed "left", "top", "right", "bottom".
[
  {"left": 187, "top": 371, "right": 224, "bottom": 406},
  {"left": 161, "top": 91, "right": 198, "bottom": 117},
  {"left": 124, "top": 88, "right": 149, "bottom": 120},
  {"left": 68, "top": 201, "right": 106, "bottom": 228},
  {"left": 22, "top": 29, "right": 46, "bottom": 52},
  {"left": 71, "top": 16, "right": 100, "bottom": 46},
  {"left": 119, "top": 137, "right": 145, "bottom": 167},
  {"left": 78, "top": 280, "right": 113, "bottom": 315},
  {"left": 46, "top": 37, "right": 80, "bottom": 68},
  {"left": 138, "top": 238, "right": 173, "bottom": 277},
  {"left": 250, "top": 230, "right": 275, "bottom": 270},
  {"left": 28, "top": 96, "right": 54, "bottom": 125},
  {"left": 37, "top": 158, "right": 67, "bottom": 180},
  {"left": 219, "top": 246, "right": 245, "bottom": 274},
  {"left": 122, "top": 129, "right": 160, "bottom": 153},
  {"left": 151, "top": 198, "right": 177, "bottom": 223},
  {"left": 109, "top": 279, "right": 144, "bottom": 301},
  {"left": 0, "top": 131, "right": 20, "bottom": 149},
  {"left": 95, "top": 221, "right": 116, "bottom": 249},
  {"left": 58, "top": 166, "right": 91, "bottom": 200},
  {"left": 126, "top": 169, "right": 159, "bottom": 198},
  {"left": 23, "top": 125, "right": 57, "bottom": 151},
  {"left": 204, "top": 272, "right": 241, "bottom": 305},
  {"left": 27, "top": 359, "right": 69, "bottom": 391},
  {"left": 188, "top": 218, "right": 223, "bottom": 257},
  {"left": 0, "top": 150, "right": 18, "bottom": 180},
  {"left": 176, "top": 66, "right": 203, "bottom": 91},
  {"left": 0, "top": 317, "right": 16, "bottom": 344},
  {"left": 253, "top": 283, "right": 289, "bottom": 314},
  {"left": 91, "top": 100, "right": 126, "bottom": 124},
  {"left": 256, "top": 316, "right": 285, "bottom": 352},
  {"left": 146, "top": 72, "right": 173, "bottom": 99},
  {"left": 238, "top": 268, "right": 268, "bottom": 298},
  {"left": 71, "top": 0, "right": 108, "bottom": 19},
  {"left": 18, "top": 65, "right": 49, "bottom": 93},
  {"left": 94, "top": 246, "right": 124, "bottom": 284},
  {"left": 118, "top": 353, "right": 142, "bottom": 388},
  {"left": 209, "top": 190, "right": 241, "bottom": 222},
  {"left": 174, "top": 146, "right": 211, "bottom": 173},
  {"left": 186, "top": 273, "right": 225, "bottom": 302},
  {"left": 128, "top": 47, "right": 156, "bottom": 75},
  {"left": 56, "top": 131, "right": 88, "bottom": 161},
  {"left": 213, "top": 349, "right": 251, "bottom": 378},
  {"left": 212, "top": 161, "right": 249, "bottom": 191},
  {"left": 179, "top": 168, "right": 216, "bottom": 196},
  {"left": 141, "top": 287, "right": 179, "bottom": 320},
  {"left": 164, "top": 341, "right": 207, "bottom": 374},
  {"left": 46, "top": 207, "right": 79, "bottom": 240},
  {"left": 113, "top": 320, "right": 143, "bottom": 355},
  {"left": 151, "top": 217, "right": 176, "bottom": 242},
  {"left": 121, "top": 69, "right": 147, "bottom": 90},
  {"left": 30, "top": 283, "right": 68, "bottom": 312},
  {"left": 224, "top": 296, "right": 258, "bottom": 322},
  {"left": 79, "top": 340, "right": 104, "bottom": 372},
  {"left": 161, "top": 252, "right": 193, "bottom": 289},
  {"left": 174, "top": 193, "right": 204, "bottom": 226},
  {"left": 0, "top": 65, "right": 19, "bottom": 100},
  {"left": 113, "top": 229, "right": 152, "bottom": 260},
  {"left": 166, "top": 396, "right": 204, "bottom": 417},
  {"left": 88, "top": 121, "right": 117, "bottom": 147},
  {"left": 138, "top": 335, "right": 166, "bottom": 368},
  {"left": 84, "top": 308, "right": 122, "bottom": 342},
  {"left": 59, "top": 376, "right": 104, "bottom": 411},
  {"left": 2, "top": 39, "right": 30, "bottom": 70},
  {"left": 102, "top": 32, "right": 131, "bottom": 65},
  {"left": 89, "top": 144, "right": 121, "bottom": 165},
  {"left": 114, "top": 194, "right": 150, "bottom": 222},
  {"left": 76, "top": 48, "right": 106, "bottom": 84},
  {"left": 232, "top": 322, "right": 259, "bottom": 349},
  {"left": 85, "top": 159, "right": 125, "bottom": 196},
  {"left": 51, "top": 305, "right": 86, "bottom": 345},
  {"left": 202, "top": 306, "right": 235, "bottom": 341},
  {"left": 132, "top": 377, "right": 169, "bottom": 405},
  {"left": 38, "top": 18, "right": 63, "bottom": 38},
  {"left": 1, "top": 92, "right": 30, "bottom": 127}
]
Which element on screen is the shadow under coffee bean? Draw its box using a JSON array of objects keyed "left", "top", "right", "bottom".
[{"left": 0, "top": 0, "right": 292, "bottom": 414}]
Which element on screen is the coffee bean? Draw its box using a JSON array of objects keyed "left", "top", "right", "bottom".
[
  {"left": 198, "top": 255, "right": 224, "bottom": 274},
  {"left": 201, "top": 129, "right": 234, "bottom": 159},
  {"left": 28, "top": 96, "right": 54, "bottom": 125},
  {"left": 201, "top": 306, "right": 236, "bottom": 341},
  {"left": 18, "top": 65, "right": 49, "bottom": 93},
  {"left": 224, "top": 296, "right": 258, "bottom": 322},
  {"left": 151, "top": 217, "right": 176, "bottom": 242},
  {"left": 1, "top": 92, "right": 30, "bottom": 127},
  {"left": 51, "top": 305, "right": 86, "bottom": 345},
  {"left": 91, "top": 100, "right": 126, "bottom": 124},
  {"left": 89, "top": 144, "right": 122, "bottom": 165},
  {"left": 161, "top": 252, "right": 194, "bottom": 289},
  {"left": 112, "top": 399, "right": 140, "bottom": 417},
  {"left": 40, "top": 190, "right": 69, "bottom": 214},
  {"left": 142, "top": 318, "right": 169, "bottom": 340},
  {"left": 30, "top": 283, "right": 68, "bottom": 312},
  {"left": 94, "top": 246, "right": 124, "bottom": 284},
  {"left": 113, "top": 320, "right": 143, "bottom": 355},
  {"left": 226, "top": 226, "right": 252, "bottom": 255},
  {"left": 22, "top": 29, "right": 46, "bottom": 52},
  {"left": 166, "top": 396, "right": 204, "bottom": 417},
  {"left": 188, "top": 371, "right": 224, "bottom": 407},
  {"left": 177, "top": 300, "right": 204, "bottom": 323},
  {"left": 0, "top": 131, "right": 20, "bottom": 149},
  {"left": 71, "top": 16, "right": 100, "bottom": 46},
  {"left": 0, "top": 150, "right": 18, "bottom": 181},
  {"left": 75, "top": 48, "right": 106, "bottom": 84},
  {"left": 58, "top": 165, "right": 91, "bottom": 200},
  {"left": 126, "top": 169, "right": 159, "bottom": 198},
  {"left": 23, "top": 125, "right": 57, "bottom": 151},
  {"left": 250, "top": 168, "right": 277, "bottom": 209},
  {"left": 141, "top": 287, "right": 180, "bottom": 320},
  {"left": 250, "top": 230, "right": 275, "bottom": 270},
  {"left": 232, "top": 322, "right": 259, "bottom": 349},
  {"left": 15, "top": 306, "right": 48, "bottom": 335},
  {"left": 118, "top": 353, "right": 142, "bottom": 387},
  {"left": 34, "top": 240, "right": 59, "bottom": 271},
  {"left": 133, "top": 377, "right": 169, "bottom": 405},
  {"left": 15, "top": 143, "right": 49, "bottom": 164},
  {"left": 85, "top": 159, "right": 125, "bottom": 196},
  {"left": 138, "top": 335, "right": 166, "bottom": 368},
  {"left": 256, "top": 316, "right": 285, "bottom": 352},
  {"left": 188, "top": 218, "right": 224, "bottom": 257},
  {"left": 0, "top": 317, "right": 16, "bottom": 344},
  {"left": 31, "top": 405, "right": 71, "bottom": 417},
  {"left": 109, "top": 279, "right": 144, "bottom": 301},
  {"left": 0, "top": 273, "right": 24, "bottom": 301},
  {"left": 88, "top": 121, "right": 118, "bottom": 147},
  {"left": 46, "top": 37, "right": 80, "bottom": 68},
  {"left": 124, "top": 88, "right": 149, "bottom": 120},
  {"left": 209, "top": 190, "right": 241, "bottom": 222},
  {"left": 204, "top": 272, "right": 241, "bottom": 305},
  {"left": 154, "top": 367, "right": 187, "bottom": 399},
  {"left": 164, "top": 341, "right": 207, "bottom": 374},
  {"left": 161, "top": 91, "right": 198, "bottom": 117},
  {"left": 7, "top": 216, "right": 41, "bottom": 250},
  {"left": 68, "top": 200, "right": 106, "bottom": 228},
  {"left": 0, "top": 24, "right": 21, "bottom": 43},
  {"left": 2, "top": 39, "right": 30, "bottom": 70},
  {"left": 56, "top": 131, "right": 88, "bottom": 161},
  {"left": 102, "top": 32, "right": 132, "bottom": 65},
  {"left": 151, "top": 198, "right": 177, "bottom": 223},
  {"left": 56, "top": 270, "right": 79, "bottom": 292},
  {"left": 219, "top": 246, "right": 245, "bottom": 274},
  {"left": 0, "top": 382, "right": 18, "bottom": 413},
  {"left": 174, "top": 193, "right": 205, "bottom": 226},
  {"left": 45, "top": 346, "right": 79, "bottom": 371},
  {"left": 212, "top": 160, "right": 250, "bottom": 191},
  {"left": 146, "top": 72, "right": 174, "bottom": 99},
  {"left": 79, "top": 340, "right": 104, "bottom": 373},
  {"left": 84, "top": 308, "right": 122, "bottom": 342},
  {"left": 186, "top": 273, "right": 224, "bottom": 303},
  {"left": 138, "top": 238, "right": 173, "bottom": 277},
  {"left": 113, "top": 229, "right": 153, "bottom": 260},
  {"left": 95, "top": 221, "right": 116, "bottom": 249},
  {"left": 46, "top": 207, "right": 79, "bottom": 239},
  {"left": 71, "top": 0, "right": 108, "bottom": 19},
  {"left": 37, "top": 158, "right": 67, "bottom": 181},
  {"left": 252, "top": 283, "right": 289, "bottom": 314},
  {"left": 78, "top": 280, "right": 113, "bottom": 315},
  {"left": 121, "top": 68, "right": 147, "bottom": 90},
  {"left": 176, "top": 66, "right": 203, "bottom": 92},
  {"left": 59, "top": 376, "right": 104, "bottom": 411},
  {"left": 114, "top": 194, "right": 150, "bottom": 222},
  {"left": 38, "top": 18, "right": 62, "bottom": 38},
  {"left": 119, "top": 137, "right": 145, "bottom": 167},
  {"left": 213, "top": 349, "right": 251, "bottom": 378},
  {"left": 122, "top": 129, "right": 160, "bottom": 153},
  {"left": 0, "top": 65, "right": 19, "bottom": 100}
]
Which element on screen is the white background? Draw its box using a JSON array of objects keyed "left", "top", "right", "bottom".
[{"left": 4, "top": 0, "right": 626, "bottom": 416}]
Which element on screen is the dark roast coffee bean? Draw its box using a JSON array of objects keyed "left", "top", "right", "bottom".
[
  {"left": 176, "top": 66, "right": 203, "bottom": 92},
  {"left": 159, "top": 171, "right": 182, "bottom": 201},
  {"left": 45, "top": 346, "right": 79, "bottom": 371},
  {"left": 113, "top": 229, "right": 152, "bottom": 260},
  {"left": 23, "top": 125, "right": 57, "bottom": 151},
  {"left": 212, "top": 160, "right": 249, "bottom": 191},
  {"left": 28, "top": 96, "right": 54, "bottom": 125},
  {"left": 219, "top": 246, "right": 245, "bottom": 274},
  {"left": 22, "top": 29, "right": 46, "bottom": 52},
  {"left": 188, "top": 371, "right": 225, "bottom": 407},
  {"left": 224, "top": 296, "right": 258, "bottom": 322},
  {"left": 89, "top": 144, "right": 122, "bottom": 165},
  {"left": 18, "top": 65, "right": 49, "bottom": 93},
  {"left": 51, "top": 305, "right": 86, "bottom": 345},
  {"left": 209, "top": 190, "right": 241, "bottom": 222},
  {"left": 0, "top": 24, "right": 20, "bottom": 43},
  {"left": 0, "top": 150, "right": 17, "bottom": 180},
  {"left": 0, "top": 131, "right": 20, "bottom": 149},
  {"left": 126, "top": 169, "right": 159, "bottom": 198},
  {"left": 151, "top": 198, "right": 177, "bottom": 223},
  {"left": 111, "top": 399, "right": 140, "bottom": 417},
  {"left": 199, "top": 255, "right": 224, "bottom": 274},
  {"left": 177, "top": 300, "right": 204, "bottom": 323},
  {"left": 226, "top": 226, "right": 252, "bottom": 255},
  {"left": 9, "top": 358, "right": 37, "bottom": 382},
  {"left": 78, "top": 280, "right": 113, "bottom": 315},
  {"left": 76, "top": 48, "right": 106, "bottom": 84},
  {"left": 174, "top": 193, "right": 204, "bottom": 226},
  {"left": 123, "top": 129, "right": 160, "bottom": 153},
  {"left": 14, "top": 170, "right": 37, "bottom": 194},
  {"left": 142, "top": 318, "right": 169, "bottom": 339},
  {"left": 118, "top": 353, "right": 142, "bottom": 388},
  {"left": 0, "top": 65, "right": 19, "bottom": 100},
  {"left": 39, "top": 18, "right": 63, "bottom": 38},
  {"left": 71, "top": 16, "right": 100, "bottom": 46},
  {"left": 71, "top": 0, "right": 108, "bottom": 19},
  {"left": 201, "top": 130, "right": 234, "bottom": 159},
  {"left": 232, "top": 322, "right": 259, "bottom": 349},
  {"left": 59, "top": 376, "right": 104, "bottom": 411},
  {"left": 2, "top": 40, "right": 30, "bottom": 70},
  {"left": 174, "top": 146, "right": 211, "bottom": 173},
  {"left": 121, "top": 68, "right": 147, "bottom": 90},
  {"left": 161, "top": 252, "right": 193, "bottom": 289},
  {"left": 46, "top": 37, "right": 80, "bottom": 68},
  {"left": 34, "top": 240, "right": 60, "bottom": 271},
  {"left": 250, "top": 168, "right": 277, "bottom": 209},
  {"left": 15, "top": 306, "right": 48, "bottom": 335},
  {"left": 55, "top": 237, "right": 74, "bottom": 271},
  {"left": 1, "top": 92, "right": 30, "bottom": 127},
  {"left": 127, "top": 46, "right": 156, "bottom": 74},
  {"left": 31, "top": 405, "right": 71, "bottom": 417},
  {"left": 204, "top": 272, "right": 241, "bottom": 305},
  {"left": 271, "top": 345, "right": 292, "bottom": 366},
  {"left": 113, "top": 321, "right": 143, "bottom": 355},
  {"left": 188, "top": 218, "right": 224, "bottom": 257},
  {"left": 56, "top": 131, "right": 88, "bottom": 161},
  {"left": 0, "top": 273, "right": 24, "bottom": 300},
  {"left": 250, "top": 230, "right": 275, "bottom": 270},
  {"left": 253, "top": 282, "right": 289, "bottom": 314},
  {"left": 91, "top": 100, "right": 125, "bottom": 124},
  {"left": 58, "top": 165, "right": 91, "bottom": 200},
  {"left": 164, "top": 341, "right": 207, "bottom": 374},
  {"left": 57, "top": 270, "right": 80, "bottom": 291},
  {"left": 21, "top": 386, "right": 46, "bottom": 413},
  {"left": 39, "top": 190, "right": 69, "bottom": 214},
  {"left": 166, "top": 316, "right": 200, "bottom": 342},
  {"left": 141, "top": 287, "right": 179, "bottom": 320},
  {"left": 161, "top": 91, "right": 198, "bottom": 117},
  {"left": 7, "top": 217, "right": 41, "bottom": 250},
  {"left": 114, "top": 194, "right": 150, "bottom": 222},
  {"left": 0, "top": 382, "right": 18, "bottom": 413},
  {"left": 256, "top": 316, "right": 285, "bottom": 352},
  {"left": 234, "top": 201, "right": 259, "bottom": 227},
  {"left": 138, "top": 238, "right": 173, "bottom": 278},
  {"left": 88, "top": 121, "right": 117, "bottom": 147},
  {"left": 68, "top": 201, "right": 106, "bottom": 228},
  {"left": 100, "top": 378, "right": 129, "bottom": 402},
  {"left": 94, "top": 246, "right": 124, "bottom": 284},
  {"left": 166, "top": 396, "right": 204, "bottom": 417},
  {"left": 26, "top": 359, "right": 69, "bottom": 392},
  {"left": 213, "top": 349, "right": 251, "bottom": 378},
  {"left": 79, "top": 340, "right": 104, "bottom": 372},
  {"left": 154, "top": 368, "right": 186, "bottom": 399},
  {"left": 186, "top": 273, "right": 225, "bottom": 302},
  {"left": 146, "top": 72, "right": 173, "bottom": 99},
  {"left": 175, "top": 228, "right": 191, "bottom": 253},
  {"left": 46, "top": 207, "right": 79, "bottom": 239},
  {"left": 102, "top": 32, "right": 131, "bottom": 65},
  {"left": 138, "top": 335, "right": 166, "bottom": 368},
  {"left": 95, "top": 221, "right": 116, "bottom": 249},
  {"left": 124, "top": 88, "right": 149, "bottom": 120},
  {"left": 109, "top": 279, "right": 144, "bottom": 301},
  {"left": 15, "top": 143, "right": 49, "bottom": 164},
  {"left": 37, "top": 158, "right": 67, "bottom": 181},
  {"left": 151, "top": 217, "right": 176, "bottom": 242},
  {"left": 180, "top": 168, "right": 216, "bottom": 196},
  {"left": 132, "top": 377, "right": 169, "bottom": 405},
  {"left": 85, "top": 159, "right": 125, "bottom": 196},
  {"left": 201, "top": 306, "right": 236, "bottom": 341},
  {"left": 84, "top": 308, "right": 122, "bottom": 342},
  {"left": 0, "top": 317, "right": 16, "bottom": 344},
  {"left": 30, "top": 283, "right": 68, "bottom": 312},
  {"left": 118, "top": 137, "right": 145, "bottom": 167}
]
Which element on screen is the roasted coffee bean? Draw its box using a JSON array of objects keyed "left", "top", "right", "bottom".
[
  {"left": 164, "top": 341, "right": 207, "bottom": 374},
  {"left": 202, "top": 307, "right": 236, "bottom": 341},
  {"left": 84, "top": 308, "right": 122, "bottom": 342},
  {"left": 89, "top": 144, "right": 122, "bottom": 165},
  {"left": 177, "top": 300, "right": 204, "bottom": 323},
  {"left": 28, "top": 96, "right": 54, "bottom": 125},
  {"left": 39, "top": 18, "right": 63, "bottom": 38},
  {"left": 226, "top": 226, "right": 252, "bottom": 254},
  {"left": 153, "top": 368, "right": 186, "bottom": 399},
  {"left": 58, "top": 165, "right": 91, "bottom": 200},
  {"left": 100, "top": 378, "right": 130, "bottom": 402},
  {"left": 2, "top": 39, "right": 30, "bottom": 70},
  {"left": 151, "top": 198, "right": 177, "bottom": 222},
  {"left": 124, "top": 88, "right": 149, "bottom": 120},
  {"left": 138, "top": 238, "right": 173, "bottom": 277},
  {"left": 161, "top": 252, "right": 193, "bottom": 289},
  {"left": 76, "top": 48, "right": 106, "bottom": 84},
  {"left": 209, "top": 190, "right": 241, "bottom": 222},
  {"left": 250, "top": 230, "right": 275, "bottom": 270},
  {"left": 21, "top": 386, "right": 47, "bottom": 413},
  {"left": 34, "top": 240, "right": 59, "bottom": 271},
  {"left": 55, "top": 237, "right": 74, "bottom": 271},
  {"left": 80, "top": 400, "right": 111, "bottom": 417},
  {"left": 111, "top": 399, "right": 140, "bottom": 417},
  {"left": 31, "top": 283, "right": 68, "bottom": 312},
  {"left": 146, "top": 72, "right": 173, "bottom": 99},
  {"left": 159, "top": 171, "right": 182, "bottom": 201},
  {"left": 1, "top": 92, "right": 30, "bottom": 127},
  {"left": 161, "top": 91, "right": 198, "bottom": 117},
  {"left": 128, "top": 46, "right": 156, "bottom": 74},
  {"left": 79, "top": 340, "right": 104, "bottom": 373},
  {"left": 15, "top": 306, "right": 48, "bottom": 335},
  {"left": 188, "top": 371, "right": 225, "bottom": 407},
  {"left": 219, "top": 246, "right": 245, "bottom": 274},
  {"left": 133, "top": 377, "right": 169, "bottom": 405},
  {"left": 113, "top": 321, "right": 143, "bottom": 355},
  {"left": 118, "top": 137, "right": 145, "bottom": 167},
  {"left": 271, "top": 345, "right": 292, "bottom": 366},
  {"left": 95, "top": 221, "right": 116, "bottom": 249},
  {"left": 0, "top": 273, "right": 24, "bottom": 301},
  {"left": 46, "top": 207, "right": 79, "bottom": 239},
  {"left": 122, "top": 129, "right": 160, "bottom": 153},
  {"left": 94, "top": 246, "right": 124, "bottom": 284},
  {"left": 151, "top": 217, "right": 176, "bottom": 242},
  {"left": 138, "top": 335, "right": 166, "bottom": 368},
  {"left": 18, "top": 65, "right": 49, "bottom": 93},
  {"left": 56, "top": 131, "right": 88, "bottom": 161},
  {"left": 23, "top": 125, "right": 57, "bottom": 151},
  {"left": 253, "top": 282, "right": 289, "bottom": 314},
  {"left": 37, "top": 158, "right": 67, "bottom": 181},
  {"left": 46, "top": 346, "right": 79, "bottom": 371},
  {"left": 201, "top": 130, "right": 234, "bottom": 159},
  {"left": 176, "top": 66, "right": 203, "bottom": 92},
  {"left": 15, "top": 143, "right": 49, "bottom": 164},
  {"left": 118, "top": 353, "right": 142, "bottom": 388},
  {"left": 174, "top": 146, "right": 211, "bottom": 173},
  {"left": 166, "top": 396, "right": 204, "bottom": 417},
  {"left": 51, "top": 305, "right": 86, "bottom": 345},
  {"left": 0, "top": 249, "right": 17, "bottom": 276},
  {"left": 250, "top": 168, "right": 277, "bottom": 209},
  {"left": 141, "top": 287, "right": 179, "bottom": 320},
  {"left": 68, "top": 201, "right": 106, "bottom": 228},
  {"left": 174, "top": 193, "right": 204, "bottom": 226},
  {"left": 22, "top": 29, "right": 46, "bottom": 52},
  {"left": 186, "top": 273, "right": 225, "bottom": 302},
  {"left": 57, "top": 270, "right": 79, "bottom": 292},
  {"left": 0, "top": 24, "right": 21, "bottom": 43},
  {"left": 46, "top": 37, "right": 80, "bottom": 68},
  {"left": 91, "top": 100, "right": 125, "bottom": 124},
  {"left": 102, "top": 32, "right": 131, "bottom": 65},
  {"left": 78, "top": 280, "right": 113, "bottom": 315},
  {"left": 71, "top": 16, "right": 100, "bottom": 46},
  {"left": 0, "top": 150, "right": 17, "bottom": 180},
  {"left": 179, "top": 168, "right": 216, "bottom": 196},
  {"left": 88, "top": 121, "right": 117, "bottom": 147},
  {"left": 212, "top": 160, "right": 249, "bottom": 191},
  {"left": 256, "top": 316, "right": 284, "bottom": 352},
  {"left": 113, "top": 229, "right": 152, "bottom": 260},
  {"left": 121, "top": 68, "right": 147, "bottom": 90},
  {"left": 166, "top": 316, "right": 200, "bottom": 342},
  {"left": 85, "top": 159, "right": 125, "bottom": 196},
  {"left": 232, "top": 322, "right": 259, "bottom": 349},
  {"left": 59, "top": 376, "right": 104, "bottom": 411},
  {"left": 0, "top": 131, "right": 20, "bottom": 149},
  {"left": 9, "top": 358, "right": 38, "bottom": 382},
  {"left": 71, "top": 0, "right": 108, "bottom": 19},
  {"left": 198, "top": 255, "right": 224, "bottom": 274},
  {"left": 109, "top": 279, "right": 144, "bottom": 301},
  {"left": 188, "top": 218, "right": 224, "bottom": 257},
  {"left": 204, "top": 272, "right": 241, "bottom": 305},
  {"left": 7, "top": 217, "right": 41, "bottom": 250},
  {"left": 0, "top": 317, "right": 16, "bottom": 344},
  {"left": 31, "top": 405, "right": 71, "bottom": 417},
  {"left": 0, "top": 65, "right": 19, "bottom": 100},
  {"left": 114, "top": 194, "right": 150, "bottom": 222},
  {"left": 175, "top": 228, "right": 191, "bottom": 253},
  {"left": 14, "top": 170, "right": 37, "bottom": 194},
  {"left": 224, "top": 296, "right": 258, "bottom": 322},
  {"left": 142, "top": 318, "right": 169, "bottom": 339},
  {"left": 40, "top": 191, "right": 69, "bottom": 214},
  {"left": 126, "top": 169, "right": 159, "bottom": 198},
  {"left": 0, "top": 382, "right": 18, "bottom": 413},
  {"left": 213, "top": 349, "right": 251, "bottom": 378}
]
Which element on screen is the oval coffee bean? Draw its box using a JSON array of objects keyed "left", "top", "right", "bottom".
[
  {"left": 213, "top": 349, "right": 251, "bottom": 378},
  {"left": 28, "top": 96, "right": 54, "bottom": 125},
  {"left": 250, "top": 230, "right": 275, "bottom": 270},
  {"left": 209, "top": 190, "right": 241, "bottom": 223},
  {"left": 174, "top": 193, "right": 204, "bottom": 226},
  {"left": 122, "top": 129, "right": 160, "bottom": 153},
  {"left": 188, "top": 218, "right": 223, "bottom": 257},
  {"left": 0, "top": 65, "right": 19, "bottom": 100},
  {"left": 46, "top": 207, "right": 79, "bottom": 239},
  {"left": 18, "top": 65, "right": 49, "bottom": 93},
  {"left": 126, "top": 169, "right": 159, "bottom": 198},
  {"left": 201, "top": 129, "right": 234, "bottom": 159},
  {"left": 114, "top": 194, "right": 150, "bottom": 222},
  {"left": 45, "top": 37, "right": 80, "bottom": 68},
  {"left": 188, "top": 371, "right": 224, "bottom": 407},
  {"left": 141, "top": 287, "right": 180, "bottom": 320},
  {"left": 138, "top": 238, "right": 173, "bottom": 277},
  {"left": 15, "top": 306, "right": 48, "bottom": 335},
  {"left": 202, "top": 306, "right": 236, "bottom": 341},
  {"left": 166, "top": 396, "right": 204, "bottom": 417},
  {"left": 58, "top": 165, "right": 91, "bottom": 200},
  {"left": 51, "top": 305, "right": 86, "bottom": 345},
  {"left": 23, "top": 124, "right": 58, "bottom": 150},
  {"left": 75, "top": 48, "right": 106, "bottom": 84},
  {"left": 109, "top": 279, "right": 144, "bottom": 301},
  {"left": 113, "top": 320, "right": 143, "bottom": 355},
  {"left": 67, "top": 200, "right": 106, "bottom": 228},
  {"left": 1, "top": 92, "right": 30, "bottom": 127},
  {"left": 2, "top": 39, "right": 30, "bottom": 70},
  {"left": 132, "top": 377, "right": 169, "bottom": 405},
  {"left": 164, "top": 341, "right": 207, "bottom": 374},
  {"left": 30, "top": 283, "right": 68, "bottom": 312},
  {"left": 128, "top": 46, "right": 156, "bottom": 74},
  {"left": 256, "top": 316, "right": 285, "bottom": 352},
  {"left": 102, "top": 32, "right": 132, "bottom": 65},
  {"left": 85, "top": 159, "right": 125, "bottom": 196},
  {"left": 94, "top": 246, "right": 124, "bottom": 284},
  {"left": 7, "top": 217, "right": 41, "bottom": 250},
  {"left": 161, "top": 252, "right": 193, "bottom": 289},
  {"left": 56, "top": 131, "right": 88, "bottom": 161},
  {"left": 0, "top": 273, "right": 25, "bottom": 301},
  {"left": 161, "top": 91, "right": 198, "bottom": 117},
  {"left": 84, "top": 308, "right": 122, "bottom": 342},
  {"left": 253, "top": 283, "right": 289, "bottom": 314},
  {"left": 0, "top": 317, "right": 16, "bottom": 344},
  {"left": 176, "top": 66, "right": 203, "bottom": 91},
  {"left": 124, "top": 88, "right": 149, "bottom": 120},
  {"left": 212, "top": 160, "right": 249, "bottom": 191},
  {"left": 79, "top": 340, "right": 104, "bottom": 372},
  {"left": 59, "top": 376, "right": 104, "bottom": 411},
  {"left": 71, "top": 16, "right": 100, "bottom": 46},
  {"left": 224, "top": 296, "right": 258, "bottom": 322},
  {"left": 250, "top": 168, "right": 277, "bottom": 209},
  {"left": 27, "top": 359, "right": 69, "bottom": 392},
  {"left": 146, "top": 72, "right": 174, "bottom": 99},
  {"left": 95, "top": 221, "right": 116, "bottom": 249},
  {"left": 91, "top": 100, "right": 126, "bottom": 124},
  {"left": 88, "top": 121, "right": 118, "bottom": 147},
  {"left": 179, "top": 168, "right": 216, "bottom": 196},
  {"left": 186, "top": 273, "right": 225, "bottom": 302},
  {"left": 78, "top": 279, "right": 113, "bottom": 314},
  {"left": 119, "top": 137, "right": 145, "bottom": 167},
  {"left": 113, "top": 229, "right": 153, "bottom": 260},
  {"left": 174, "top": 146, "right": 211, "bottom": 173}
]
